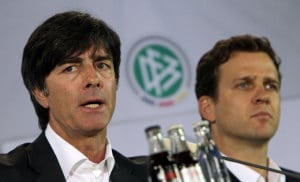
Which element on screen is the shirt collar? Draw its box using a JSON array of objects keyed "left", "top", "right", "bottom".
[
  {"left": 45, "top": 124, "right": 115, "bottom": 179},
  {"left": 268, "top": 158, "right": 286, "bottom": 182},
  {"left": 223, "top": 154, "right": 285, "bottom": 182}
]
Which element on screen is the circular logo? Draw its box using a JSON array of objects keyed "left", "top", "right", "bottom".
[{"left": 126, "top": 36, "right": 191, "bottom": 107}]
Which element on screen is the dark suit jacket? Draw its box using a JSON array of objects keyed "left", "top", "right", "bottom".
[
  {"left": 129, "top": 155, "right": 300, "bottom": 182},
  {"left": 0, "top": 133, "right": 148, "bottom": 182},
  {"left": 228, "top": 169, "right": 300, "bottom": 182}
]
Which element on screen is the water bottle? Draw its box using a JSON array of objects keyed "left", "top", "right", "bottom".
[
  {"left": 145, "top": 125, "right": 182, "bottom": 182},
  {"left": 193, "top": 120, "right": 231, "bottom": 182},
  {"left": 168, "top": 124, "right": 206, "bottom": 182}
]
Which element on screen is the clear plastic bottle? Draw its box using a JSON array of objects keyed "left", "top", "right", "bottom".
[
  {"left": 193, "top": 120, "right": 231, "bottom": 182},
  {"left": 145, "top": 125, "right": 182, "bottom": 182},
  {"left": 168, "top": 124, "right": 206, "bottom": 182}
]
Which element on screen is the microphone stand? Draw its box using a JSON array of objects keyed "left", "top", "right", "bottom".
[{"left": 222, "top": 156, "right": 300, "bottom": 179}]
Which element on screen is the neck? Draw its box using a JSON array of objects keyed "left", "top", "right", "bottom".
[
  {"left": 74, "top": 136, "right": 107, "bottom": 163},
  {"left": 214, "top": 134, "right": 269, "bottom": 178},
  {"left": 49, "top": 122, "right": 107, "bottom": 163}
]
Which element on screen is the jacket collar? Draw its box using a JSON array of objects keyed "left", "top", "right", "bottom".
[{"left": 24, "top": 132, "right": 65, "bottom": 182}]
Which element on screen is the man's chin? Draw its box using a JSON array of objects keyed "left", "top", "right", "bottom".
[{"left": 80, "top": 125, "right": 107, "bottom": 137}]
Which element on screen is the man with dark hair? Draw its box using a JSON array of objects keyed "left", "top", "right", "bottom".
[
  {"left": 0, "top": 11, "right": 147, "bottom": 181},
  {"left": 195, "top": 34, "right": 300, "bottom": 181}
]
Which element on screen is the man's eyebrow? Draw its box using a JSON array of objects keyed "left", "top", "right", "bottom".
[
  {"left": 234, "top": 76, "right": 254, "bottom": 82},
  {"left": 92, "top": 55, "right": 112, "bottom": 61},
  {"left": 264, "top": 77, "right": 280, "bottom": 85},
  {"left": 58, "top": 55, "right": 112, "bottom": 66},
  {"left": 58, "top": 57, "right": 82, "bottom": 65}
]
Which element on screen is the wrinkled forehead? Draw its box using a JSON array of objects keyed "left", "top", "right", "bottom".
[
  {"left": 58, "top": 44, "right": 110, "bottom": 64},
  {"left": 220, "top": 51, "right": 280, "bottom": 81}
]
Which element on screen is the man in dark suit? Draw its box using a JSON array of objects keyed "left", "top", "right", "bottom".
[
  {"left": 122, "top": 35, "right": 300, "bottom": 182},
  {"left": 0, "top": 11, "right": 147, "bottom": 181},
  {"left": 195, "top": 34, "right": 300, "bottom": 182}
]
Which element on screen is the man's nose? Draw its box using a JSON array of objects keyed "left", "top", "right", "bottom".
[
  {"left": 252, "top": 85, "right": 270, "bottom": 104},
  {"left": 84, "top": 65, "right": 101, "bottom": 88}
]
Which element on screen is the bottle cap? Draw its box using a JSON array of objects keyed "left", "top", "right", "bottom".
[
  {"left": 193, "top": 120, "right": 209, "bottom": 129},
  {"left": 145, "top": 125, "right": 161, "bottom": 133}
]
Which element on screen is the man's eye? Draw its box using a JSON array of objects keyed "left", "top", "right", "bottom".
[
  {"left": 238, "top": 82, "right": 249, "bottom": 88},
  {"left": 97, "top": 63, "right": 105, "bottom": 69},
  {"left": 96, "top": 62, "right": 110, "bottom": 70},
  {"left": 265, "top": 83, "right": 279, "bottom": 91},
  {"left": 64, "top": 66, "right": 77, "bottom": 73}
]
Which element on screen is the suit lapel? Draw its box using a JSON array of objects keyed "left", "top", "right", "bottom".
[
  {"left": 24, "top": 133, "right": 65, "bottom": 182},
  {"left": 110, "top": 156, "right": 136, "bottom": 182},
  {"left": 282, "top": 168, "right": 300, "bottom": 182},
  {"left": 228, "top": 170, "right": 241, "bottom": 182},
  {"left": 111, "top": 163, "right": 131, "bottom": 182},
  {"left": 22, "top": 134, "right": 148, "bottom": 182},
  {"left": 110, "top": 150, "right": 147, "bottom": 182}
]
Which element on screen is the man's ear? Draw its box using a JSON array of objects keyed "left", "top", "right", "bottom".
[
  {"left": 198, "top": 96, "right": 216, "bottom": 122},
  {"left": 32, "top": 88, "right": 49, "bottom": 108}
]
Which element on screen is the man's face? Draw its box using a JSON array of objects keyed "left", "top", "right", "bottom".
[
  {"left": 207, "top": 51, "right": 280, "bottom": 143},
  {"left": 35, "top": 47, "right": 117, "bottom": 138}
]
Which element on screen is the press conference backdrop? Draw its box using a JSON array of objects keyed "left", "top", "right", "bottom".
[{"left": 0, "top": 0, "right": 299, "bottom": 171}]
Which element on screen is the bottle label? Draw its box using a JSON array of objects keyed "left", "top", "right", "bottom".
[
  {"left": 150, "top": 165, "right": 182, "bottom": 182},
  {"left": 164, "top": 165, "right": 182, "bottom": 182},
  {"left": 179, "top": 165, "right": 206, "bottom": 182}
]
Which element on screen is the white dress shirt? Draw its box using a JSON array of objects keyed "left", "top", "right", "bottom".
[
  {"left": 164, "top": 138, "right": 286, "bottom": 181},
  {"left": 45, "top": 124, "right": 115, "bottom": 181},
  {"left": 224, "top": 155, "right": 286, "bottom": 182}
]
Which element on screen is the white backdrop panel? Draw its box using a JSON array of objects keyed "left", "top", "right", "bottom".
[{"left": 0, "top": 0, "right": 299, "bottom": 172}]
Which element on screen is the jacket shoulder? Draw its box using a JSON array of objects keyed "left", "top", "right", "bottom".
[
  {"left": 112, "top": 149, "right": 148, "bottom": 182},
  {"left": 0, "top": 143, "right": 30, "bottom": 166},
  {"left": 281, "top": 167, "right": 300, "bottom": 182},
  {"left": 0, "top": 143, "right": 31, "bottom": 181}
]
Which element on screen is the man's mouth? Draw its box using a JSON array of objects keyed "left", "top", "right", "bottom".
[
  {"left": 81, "top": 100, "right": 104, "bottom": 109},
  {"left": 251, "top": 111, "right": 272, "bottom": 119},
  {"left": 84, "top": 103, "right": 101, "bottom": 108}
]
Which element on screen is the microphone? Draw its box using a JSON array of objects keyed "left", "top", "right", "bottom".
[{"left": 222, "top": 156, "right": 300, "bottom": 179}]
